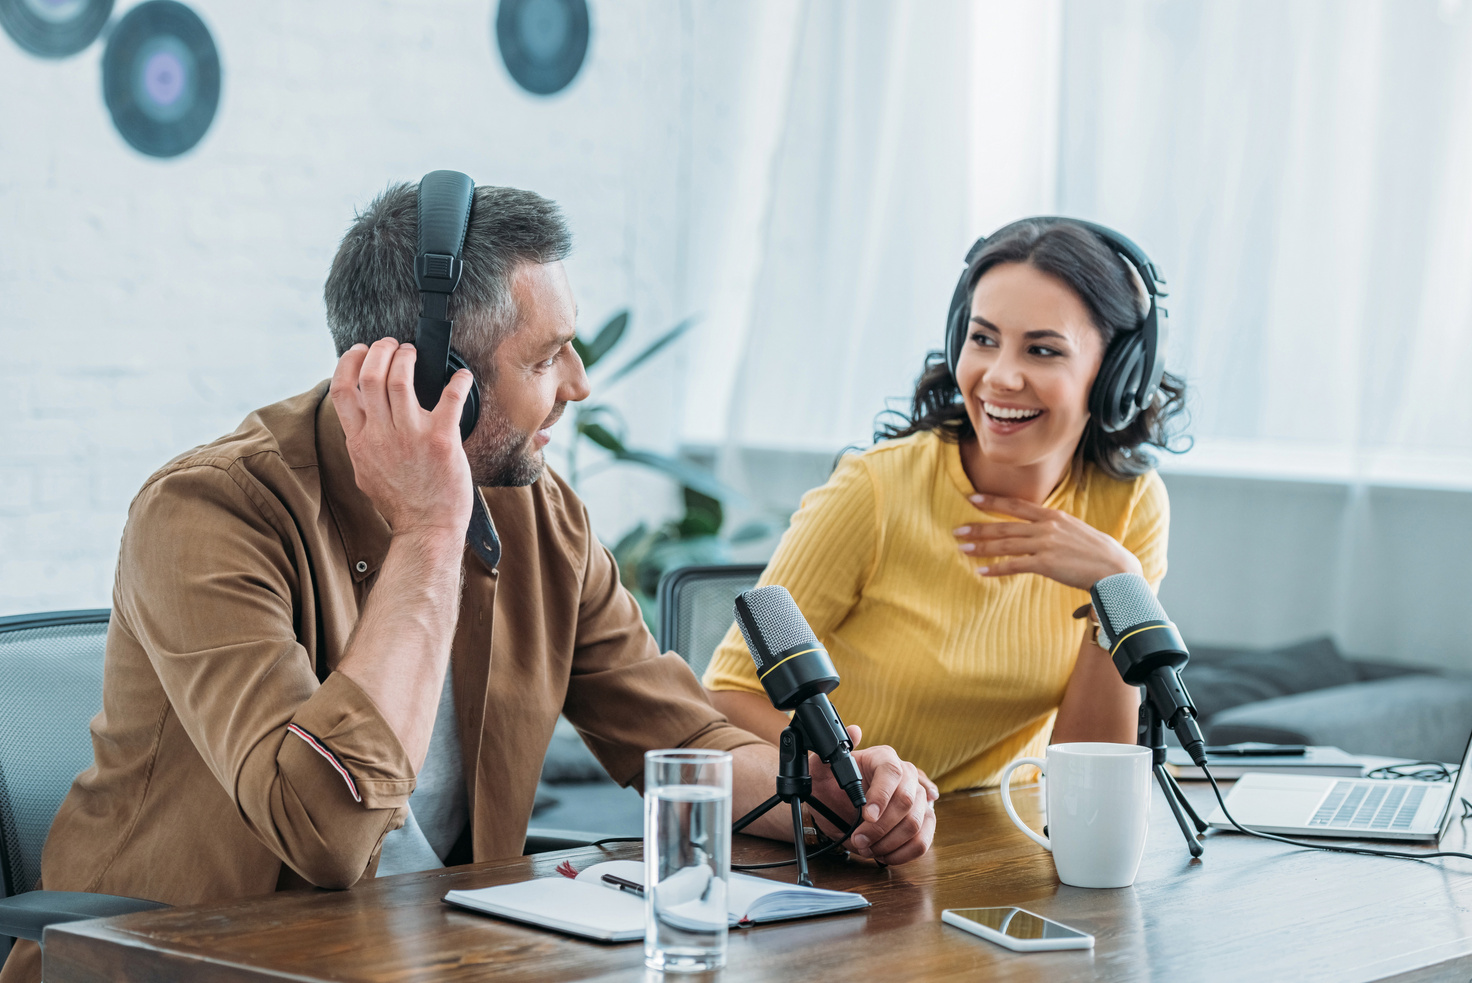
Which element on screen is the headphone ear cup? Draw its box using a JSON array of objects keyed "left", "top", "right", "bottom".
[
  {"left": 1090, "top": 333, "right": 1145, "bottom": 433},
  {"left": 446, "top": 349, "right": 481, "bottom": 442},
  {"left": 945, "top": 242, "right": 989, "bottom": 381},
  {"left": 946, "top": 300, "right": 968, "bottom": 379}
]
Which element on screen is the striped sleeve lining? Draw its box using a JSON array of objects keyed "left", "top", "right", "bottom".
[{"left": 286, "top": 723, "right": 362, "bottom": 803}]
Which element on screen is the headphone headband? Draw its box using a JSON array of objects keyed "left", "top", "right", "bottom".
[
  {"left": 411, "top": 170, "right": 498, "bottom": 570},
  {"left": 415, "top": 170, "right": 474, "bottom": 294},
  {"left": 412, "top": 170, "right": 478, "bottom": 441},
  {"left": 944, "top": 217, "right": 1169, "bottom": 433}
]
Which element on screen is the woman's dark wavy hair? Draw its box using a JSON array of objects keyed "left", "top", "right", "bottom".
[{"left": 874, "top": 220, "right": 1189, "bottom": 481}]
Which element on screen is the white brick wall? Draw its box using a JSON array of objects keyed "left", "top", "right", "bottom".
[{"left": 0, "top": 0, "right": 773, "bottom": 615}]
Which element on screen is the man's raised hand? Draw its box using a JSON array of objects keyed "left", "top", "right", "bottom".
[{"left": 329, "top": 339, "right": 474, "bottom": 542}]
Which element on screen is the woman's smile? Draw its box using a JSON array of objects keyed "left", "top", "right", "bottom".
[{"left": 980, "top": 399, "right": 1046, "bottom": 434}]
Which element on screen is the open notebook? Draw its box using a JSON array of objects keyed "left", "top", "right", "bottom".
[{"left": 442, "top": 860, "right": 870, "bottom": 943}]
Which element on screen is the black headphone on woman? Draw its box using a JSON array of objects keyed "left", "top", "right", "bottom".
[
  {"left": 412, "top": 169, "right": 482, "bottom": 442},
  {"left": 944, "top": 217, "right": 1169, "bottom": 434}
]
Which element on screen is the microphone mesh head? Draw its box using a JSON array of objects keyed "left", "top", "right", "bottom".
[
  {"left": 1092, "top": 572, "right": 1169, "bottom": 639},
  {"left": 735, "top": 585, "right": 819, "bottom": 657}
]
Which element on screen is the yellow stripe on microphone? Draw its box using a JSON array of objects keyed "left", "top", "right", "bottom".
[
  {"left": 758, "top": 648, "right": 822, "bottom": 681},
  {"left": 1109, "top": 623, "right": 1171, "bottom": 657}
]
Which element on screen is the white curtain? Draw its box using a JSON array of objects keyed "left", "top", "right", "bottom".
[
  {"left": 1057, "top": 0, "right": 1472, "bottom": 487},
  {"left": 678, "top": 0, "right": 1062, "bottom": 453},
  {"left": 684, "top": 0, "right": 1472, "bottom": 489}
]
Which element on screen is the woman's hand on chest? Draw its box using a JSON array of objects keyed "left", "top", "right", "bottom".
[{"left": 952, "top": 493, "right": 1142, "bottom": 591}]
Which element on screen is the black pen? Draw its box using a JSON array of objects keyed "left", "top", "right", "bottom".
[{"left": 601, "top": 873, "right": 645, "bottom": 897}]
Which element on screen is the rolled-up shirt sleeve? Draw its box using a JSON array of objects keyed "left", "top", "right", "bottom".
[
  {"left": 562, "top": 505, "right": 764, "bottom": 790},
  {"left": 115, "top": 462, "right": 415, "bottom": 888}
]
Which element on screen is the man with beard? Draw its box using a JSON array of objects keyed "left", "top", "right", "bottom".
[{"left": 0, "top": 180, "right": 934, "bottom": 983}]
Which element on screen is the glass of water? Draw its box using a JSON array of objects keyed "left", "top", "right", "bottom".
[{"left": 644, "top": 749, "right": 732, "bottom": 973}]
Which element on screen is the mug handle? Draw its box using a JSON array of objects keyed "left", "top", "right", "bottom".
[{"left": 1000, "top": 757, "right": 1051, "bottom": 851}]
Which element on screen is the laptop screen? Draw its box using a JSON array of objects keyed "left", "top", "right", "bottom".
[{"left": 1435, "top": 723, "right": 1472, "bottom": 837}]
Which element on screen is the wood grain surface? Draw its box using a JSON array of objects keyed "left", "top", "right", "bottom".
[{"left": 41, "top": 781, "right": 1472, "bottom": 983}]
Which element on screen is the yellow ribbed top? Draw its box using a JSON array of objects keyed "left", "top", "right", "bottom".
[{"left": 702, "top": 430, "right": 1169, "bottom": 792}]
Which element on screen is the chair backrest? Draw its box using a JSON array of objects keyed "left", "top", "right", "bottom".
[
  {"left": 656, "top": 565, "right": 765, "bottom": 681},
  {"left": 0, "top": 610, "right": 110, "bottom": 900}
]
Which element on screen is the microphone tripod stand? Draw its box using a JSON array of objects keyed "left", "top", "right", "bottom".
[
  {"left": 1139, "top": 700, "right": 1210, "bottom": 857},
  {"left": 731, "top": 724, "right": 856, "bottom": 887}
]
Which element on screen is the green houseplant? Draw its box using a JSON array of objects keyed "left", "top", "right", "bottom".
[{"left": 564, "top": 310, "right": 780, "bottom": 628}]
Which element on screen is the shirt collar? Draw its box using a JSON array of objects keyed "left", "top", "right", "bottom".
[{"left": 314, "top": 386, "right": 502, "bottom": 580}]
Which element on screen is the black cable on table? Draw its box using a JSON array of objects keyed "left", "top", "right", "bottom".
[
  {"left": 731, "top": 813, "right": 864, "bottom": 871},
  {"left": 590, "top": 813, "right": 865, "bottom": 871},
  {"left": 1365, "top": 761, "right": 1456, "bottom": 783}
]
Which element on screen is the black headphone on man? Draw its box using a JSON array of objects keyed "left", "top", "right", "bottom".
[
  {"left": 412, "top": 169, "right": 503, "bottom": 570},
  {"left": 944, "top": 217, "right": 1169, "bottom": 433},
  {"left": 412, "top": 169, "right": 482, "bottom": 442}
]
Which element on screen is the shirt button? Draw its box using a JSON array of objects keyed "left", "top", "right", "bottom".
[{"left": 355, "top": 561, "right": 368, "bottom": 573}]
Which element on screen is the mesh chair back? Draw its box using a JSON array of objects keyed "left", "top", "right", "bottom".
[
  {"left": 656, "top": 565, "right": 765, "bottom": 681},
  {"left": 0, "top": 611, "right": 110, "bottom": 900}
]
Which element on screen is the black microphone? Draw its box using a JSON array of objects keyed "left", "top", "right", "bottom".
[
  {"left": 733, "top": 585, "right": 866, "bottom": 809},
  {"left": 1089, "top": 572, "right": 1208, "bottom": 767}
]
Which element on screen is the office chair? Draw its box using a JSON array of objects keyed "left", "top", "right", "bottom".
[
  {"left": 0, "top": 610, "right": 167, "bottom": 951},
  {"left": 656, "top": 564, "right": 766, "bottom": 679},
  {"left": 0, "top": 608, "right": 593, "bottom": 952}
]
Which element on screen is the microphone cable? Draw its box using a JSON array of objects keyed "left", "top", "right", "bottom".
[
  {"left": 590, "top": 813, "right": 865, "bottom": 872},
  {"left": 1201, "top": 763, "right": 1472, "bottom": 866},
  {"left": 729, "top": 812, "right": 864, "bottom": 871}
]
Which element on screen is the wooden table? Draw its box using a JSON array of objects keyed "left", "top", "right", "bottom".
[{"left": 42, "top": 781, "right": 1472, "bottom": 982}]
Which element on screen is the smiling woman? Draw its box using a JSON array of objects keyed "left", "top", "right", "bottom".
[{"left": 703, "top": 219, "right": 1191, "bottom": 794}]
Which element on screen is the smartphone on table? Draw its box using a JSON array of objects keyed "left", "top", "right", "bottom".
[{"left": 942, "top": 907, "right": 1094, "bottom": 951}]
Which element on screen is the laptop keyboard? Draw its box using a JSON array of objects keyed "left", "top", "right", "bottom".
[{"left": 1307, "top": 781, "right": 1428, "bottom": 830}]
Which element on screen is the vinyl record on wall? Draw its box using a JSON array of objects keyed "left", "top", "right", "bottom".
[
  {"left": 495, "top": 0, "right": 588, "bottom": 96},
  {"left": 102, "top": 0, "right": 219, "bottom": 158},
  {"left": 0, "top": 0, "right": 112, "bottom": 58}
]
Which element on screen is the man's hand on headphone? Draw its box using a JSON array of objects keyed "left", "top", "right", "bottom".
[{"left": 330, "top": 338, "right": 474, "bottom": 543}]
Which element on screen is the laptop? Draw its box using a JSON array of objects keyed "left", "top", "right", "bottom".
[{"left": 1206, "top": 728, "right": 1472, "bottom": 843}]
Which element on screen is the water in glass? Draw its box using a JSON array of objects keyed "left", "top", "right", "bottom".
[{"left": 644, "top": 782, "right": 731, "bottom": 972}]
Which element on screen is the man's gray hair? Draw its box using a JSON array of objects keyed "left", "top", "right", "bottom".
[{"left": 324, "top": 182, "right": 572, "bottom": 359}]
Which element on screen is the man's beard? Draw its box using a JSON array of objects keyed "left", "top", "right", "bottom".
[{"left": 466, "top": 402, "right": 563, "bottom": 488}]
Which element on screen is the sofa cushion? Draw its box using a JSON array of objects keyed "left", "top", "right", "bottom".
[
  {"left": 1206, "top": 674, "right": 1472, "bottom": 762},
  {"left": 1183, "top": 636, "right": 1361, "bottom": 721}
]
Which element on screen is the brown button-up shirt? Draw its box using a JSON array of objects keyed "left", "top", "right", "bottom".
[{"left": 2, "top": 383, "right": 760, "bottom": 983}]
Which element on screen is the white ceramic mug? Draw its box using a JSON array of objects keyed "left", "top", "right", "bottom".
[{"left": 1000, "top": 742, "right": 1151, "bottom": 889}]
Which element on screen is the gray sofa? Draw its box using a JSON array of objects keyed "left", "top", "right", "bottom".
[
  {"left": 533, "top": 718, "right": 643, "bottom": 837},
  {"left": 1185, "top": 637, "right": 1472, "bottom": 763}
]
